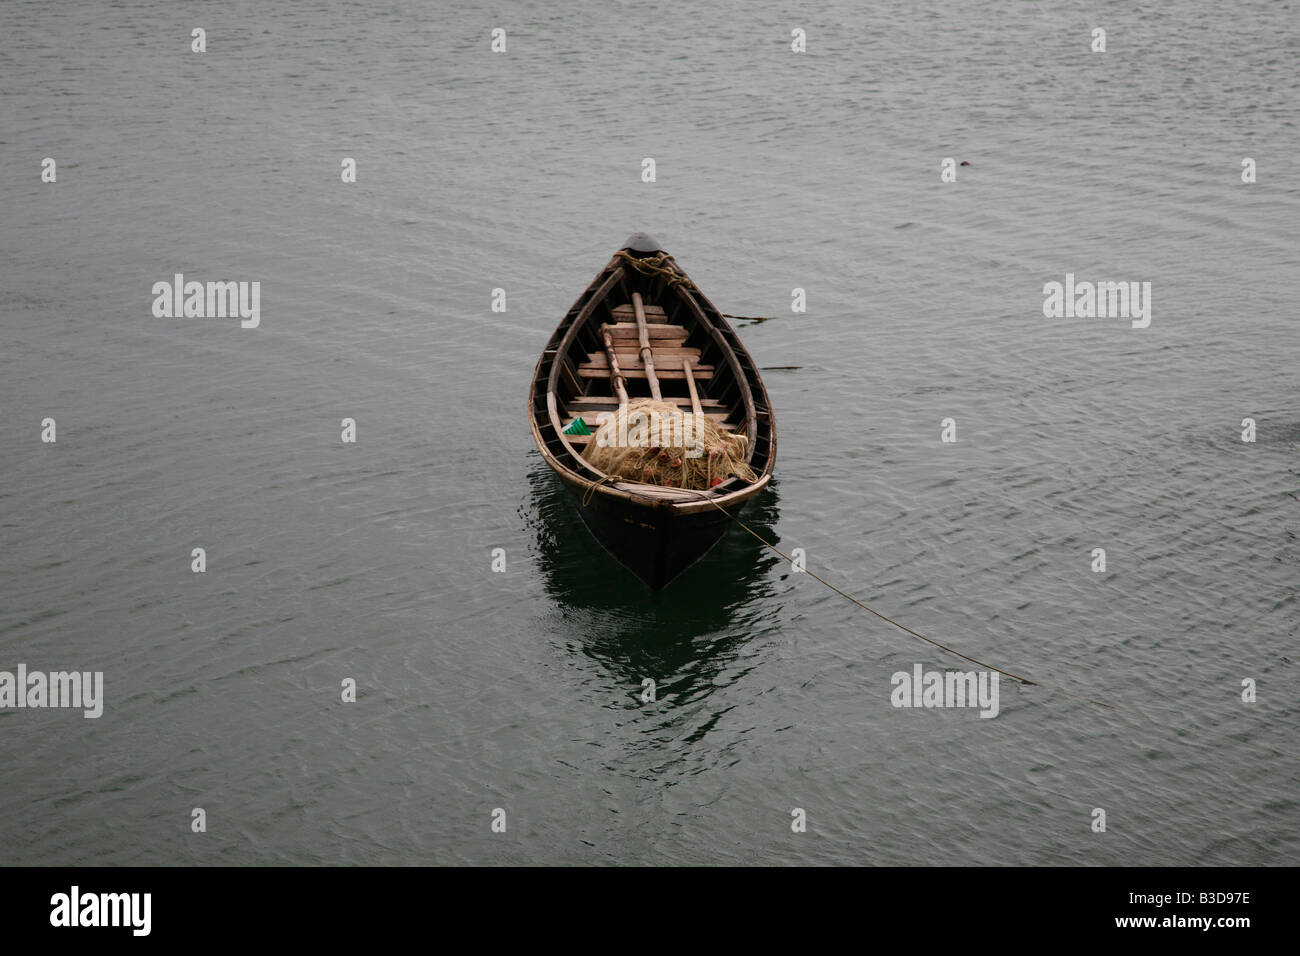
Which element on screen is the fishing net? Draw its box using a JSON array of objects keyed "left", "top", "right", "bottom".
[{"left": 582, "top": 398, "right": 755, "bottom": 490}]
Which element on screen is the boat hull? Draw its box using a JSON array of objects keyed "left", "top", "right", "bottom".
[
  {"left": 557, "top": 473, "right": 740, "bottom": 589},
  {"left": 528, "top": 235, "right": 776, "bottom": 589}
]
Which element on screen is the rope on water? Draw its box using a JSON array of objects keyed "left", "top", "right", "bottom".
[
  {"left": 672, "top": 488, "right": 1142, "bottom": 716},
  {"left": 597, "top": 250, "right": 1128, "bottom": 712}
]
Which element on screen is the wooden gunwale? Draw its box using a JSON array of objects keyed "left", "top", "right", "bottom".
[{"left": 530, "top": 245, "right": 775, "bottom": 518}]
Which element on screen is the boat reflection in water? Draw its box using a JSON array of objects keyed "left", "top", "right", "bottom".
[{"left": 525, "top": 458, "right": 784, "bottom": 735}]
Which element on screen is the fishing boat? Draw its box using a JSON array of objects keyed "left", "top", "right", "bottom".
[{"left": 527, "top": 233, "right": 776, "bottom": 589}]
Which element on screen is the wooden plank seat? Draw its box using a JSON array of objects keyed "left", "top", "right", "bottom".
[
  {"left": 583, "top": 348, "right": 704, "bottom": 365},
  {"left": 577, "top": 366, "right": 714, "bottom": 381},
  {"left": 572, "top": 394, "right": 728, "bottom": 409},
  {"left": 610, "top": 303, "right": 667, "bottom": 322},
  {"left": 566, "top": 407, "right": 735, "bottom": 425},
  {"left": 603, "top": 322, "right": 688, "bottom": 342},
  {"left": 578, "top": 354, "right": 714, "bottom": 379},
  {"left": 588, "top": 346, "right": 702, "bottom": 358},
  {"left": 603, "top": 328, "right": 688, "bottom": 348}
]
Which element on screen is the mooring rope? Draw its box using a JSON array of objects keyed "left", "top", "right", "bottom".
[
  {"left": 595, "top": 252, "right": 1127, "bottom": 712},
  {"left": 612, "top": 250, "right": 698, "bottom": 291},
  {"left": 669, "top": 487, "right": 1140, "bottom": 716},
  {"left": 613, "top": 252, "right": 779, "bottom": 322},
  {"left": 580, "top": 472, "right": 623, "bottom": 508}
]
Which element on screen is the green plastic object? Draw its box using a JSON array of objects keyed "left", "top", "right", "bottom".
[{"left": 563, "top": 417, "right": 591, "bottom": 436}]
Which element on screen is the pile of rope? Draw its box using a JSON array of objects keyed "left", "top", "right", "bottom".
[
  {"left": 613, "top": 252, "right": 775, "bottom": 321},
  {"left": 612, "top": 250, "right": 698, "bottom": 292},
  {"left": 582, "top": 399, "right": 755, "bottom": 490}
]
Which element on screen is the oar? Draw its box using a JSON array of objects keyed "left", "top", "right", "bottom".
[
  {"left": 598, "top": 324, "right": 629, "bottom": 407},
  {"left": 682, "top": 357, "right": 703, "bottom": 417},
  {"left": 631, "top": 292, "right": 662, "bottom": 401}
]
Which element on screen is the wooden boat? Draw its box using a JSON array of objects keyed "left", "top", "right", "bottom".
[{"left": 528, "top": 234, "right": 776, "bottom": 589}]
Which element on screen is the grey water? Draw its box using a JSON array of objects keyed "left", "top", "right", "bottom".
[{"left": 1, "top": 0, "right": 1297, "bottom": 865}]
